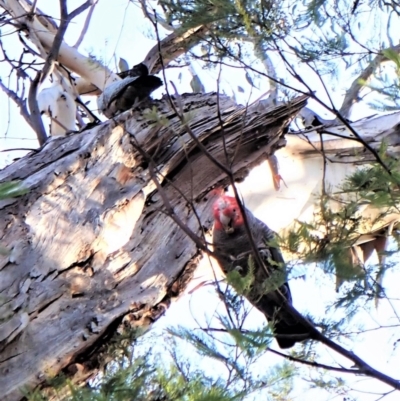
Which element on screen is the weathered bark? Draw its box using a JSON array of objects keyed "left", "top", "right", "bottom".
[{"left": 0, "top": 93, "right": 307, "bottom": 400}]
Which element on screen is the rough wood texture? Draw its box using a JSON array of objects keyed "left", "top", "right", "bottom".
[{"left": 0, "top": 92, "right": 307, "bottom": 400}]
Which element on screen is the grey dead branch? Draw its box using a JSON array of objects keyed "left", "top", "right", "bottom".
[{"left": 0, "top": 92, "right": 307, "bottom": 400}]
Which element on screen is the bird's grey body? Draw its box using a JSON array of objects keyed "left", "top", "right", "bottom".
[
  {"left": 212, "top": 196, "right": 311, "bottom": 348},
  {"left": 97, "top": 63, "right": 162, "bottom": 118}
]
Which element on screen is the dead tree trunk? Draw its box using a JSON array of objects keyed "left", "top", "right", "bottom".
[{"left": 0, "top": 93, "right": 307, "bottom": 400}]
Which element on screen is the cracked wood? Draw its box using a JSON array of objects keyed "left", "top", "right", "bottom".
[{"left": 0, "top": 92, "right": 307, "bottom": 400}]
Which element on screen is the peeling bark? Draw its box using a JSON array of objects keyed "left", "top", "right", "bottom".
[{"left": 0, "top": 93, "right": 307, "bottom": 400}]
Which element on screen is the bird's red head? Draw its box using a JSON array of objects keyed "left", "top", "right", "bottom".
[{"left": 213, "top": 195, "right": 244, "bottom": 233}]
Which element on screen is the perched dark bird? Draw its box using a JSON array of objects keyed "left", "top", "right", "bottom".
[
  {"left": 124, "top": 62, "right": 149, "bottom": 78},
  {"left": 212, "top": 195, "right": 312, "bottom": 349},
  {"left": 98, "top": 63, "right": 162, "bottom": 118},
  {"left": 118, "top": 62, "right": 149, "bottom": 79}
]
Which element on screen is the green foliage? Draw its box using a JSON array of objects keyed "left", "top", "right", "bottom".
[
  {"left": 308, "top": 375, "right": 348, "bottom": 394},
  {"left": 159, "top": 0, "right": 288, "bottom": 66},
  {"left": 221, "top": 319, "right": 274, "bottom": 356},
  {"left": 160, "top": 0, "right": 286, "bottom": 37},
  {"left": 383, "top": 48, "right": 400, "bottom": 70},
  {"left": 168, "top": 310, "right": 297, "bottom": 400},
  {"left": 143, "top": 106, "right": 170, "bottom": 127},
  {"left": 8, "top": 0, "right": 400, "bottom": 399},
  {"left": 0, "top": 180, "right": 28, "bottom": 200},
  {"left": 281, "top": 197, "right": 361, "bottom": 266},
  {"left": 226, "top": 256, "right": 255, "bottom": 295},
  {"left": 293, "top": 33, "right": 349, "bottom": 64},
  {"left": 279, "top": 152, "right": 400, "bottom": 312},
  {"left": 157, "top": 0, "right": 400, "bottom": 120},
  {"left": 27, "top": 360, "right": 155, "bottom": 401},
  {"left": 27, "top": 311, "right": 297, "bottom": 401},
  {"left": 363, "top": 49, "right": 400, "bottom": 111},
  {"left": 340, "top": 145, "right": 400, "bottom": 209}
]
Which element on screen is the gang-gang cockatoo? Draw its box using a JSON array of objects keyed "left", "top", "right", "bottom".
[{"left": 212, "top": 195, "right": 312, "bottom": 348}]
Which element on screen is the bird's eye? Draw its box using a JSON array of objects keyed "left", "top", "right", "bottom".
[{"left": 232, "top": 208, "right": 236, "bottom": 212}]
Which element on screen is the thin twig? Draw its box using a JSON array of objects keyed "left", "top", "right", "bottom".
[
  {"left": 203, "top": 37, "right": 394, "bottom": 178},
  {"left": 40, "top": 0, "right": 93, "bottom": 84},
  {"left": 0, "top": 148, "right": 37, "bottom": 153},
  {"left": 339, "top": 44, "right": 400, "bottom": 117},
  {"left": 73, "top": 0, "right": 97, "bottom": 49},
  {"left": 28, "top": 71, "right": 47, "bottom": 145},
  {"left": 29, "top": 0, "right": 38, "bottom": 15},
  {"left": 40, "top": 0, "right": 68, "bottom": 84},
  {"left": 275, "top": 39, "right": 393, "bottom": 177},
  {"left": 0, "top": 79, "right": 37, "bottom": 137},
  {"left": 268, "top": 348, "right": 360, "bottom": 374}
]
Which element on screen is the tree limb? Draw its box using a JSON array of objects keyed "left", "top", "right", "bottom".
[
  {"left": 73, "top": 0, "right": 98, "bottom": 49},
  {"left": 0, "top": 78, "right": 37, "bottom": 140},
  {"left": 0, "top": 91, "right": 303, "bottom": 400},
  {"left": 283, "top": 303, "right": 400, "bottom": 390},
  {"left": 150, "top": 23, "right": 398, "bottom": 389},
  {"left": 339, "top": 44, "right": 400, "bottom": 118},
  {"left": 39, "top": 0, "right": 95, "bottom": 84},
  {"left": 1, "top": 0, "right": 119, "bottom": 91},
  {"left": 28, "top": 72, "right": 47, "bottom": 145},
  {"left": 145, "top": 25, "right": 209, "bottom": 74},
  {"left": 268, "top": 348, "right": 358, "bottom": 374},
  {"left": 40, "top": 0, "right": 68, "bottom": 84}
]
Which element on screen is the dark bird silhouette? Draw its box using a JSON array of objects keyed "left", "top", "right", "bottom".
[
  {"left": 119, "top": 62, "right": 149, "bottom": 79},
  {"left": 98, "top": 63, "right": 162, "bottom": 118},
  {"left": 212, "top": 195, "right": 312, "bottom": 349}
]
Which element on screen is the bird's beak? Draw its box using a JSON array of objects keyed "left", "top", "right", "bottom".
[{"left": 220, "top": 213, "right": 234, "bottom": 234}]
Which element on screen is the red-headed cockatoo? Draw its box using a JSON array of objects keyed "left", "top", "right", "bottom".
[{"left": 212, "top": 195, "right": 311, "bottom": 348}]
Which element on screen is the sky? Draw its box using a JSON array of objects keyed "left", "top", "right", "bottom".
[{"left": 1, "top": 1, "right": 400, "bottom": 400}]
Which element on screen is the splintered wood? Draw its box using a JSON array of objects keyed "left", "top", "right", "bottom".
[{"left": 0, "top": 93, "right": 307, "bottom": 400}]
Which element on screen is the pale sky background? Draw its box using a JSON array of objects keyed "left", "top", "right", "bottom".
[{"left": 1, "top": 1, "right": 400, "bottom": 400}]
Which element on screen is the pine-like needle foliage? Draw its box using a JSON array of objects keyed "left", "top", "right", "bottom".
[
  {"left": 279, "top": 146, "right": 400, "bottom": 313},
  {"left": 27, "top": 292, "right": 299, "bottom": 401}
]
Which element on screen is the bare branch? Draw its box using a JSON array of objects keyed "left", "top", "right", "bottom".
[
  {"left": 139, "top": 0, "right": 176, "bottom": 31},
  {"left": 269, "top": 348, "right": 357, "bottom": 374},
  {"left": 28, "top": 72, "right": 47, "bottom": 145},
  {"left": 41, "top": 0, "right": 93, "bottom": 83},
  {"left": 73, "top": 0, "right": 98, "bottom": 49},
  {"left": 272, "top": 40, "right": 394, "bottom": 177},
  {"left": 0, "top": 148, "right": 37, "bottom": 152},
  {"left": 278, "top": 302, "right": 400, "bottom": 390},
  {"left": 2, "top": 0, "right": 119, "bottom": 91},
  {"left": 0, "top": 79, "right": 37, "bottom": 138},
  {"left": 39, "top": 0, "right": 67, "bottom": 83},
  {"left": 339, "top": 44, "right": 400, "bottom": 118},
  {"left": 150, "top": 16, "right": 400, "bottom": 390},
  {"left": 68, "top": 0, "right": 93, "bottom": 20},
  {"left": 145, "top": 25, "right": 209, "bottom": 74},
  {"left": 29, "top": 0, "right": 38, "bottom": 14},
  {"left": 254, "top": 41, "right": 278, "bottom": 104}
]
